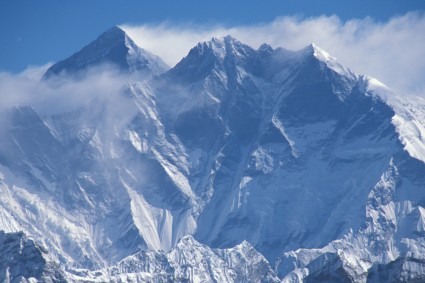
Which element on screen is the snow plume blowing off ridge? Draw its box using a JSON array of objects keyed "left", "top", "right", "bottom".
[{"left": 123, "top": 11, "right": 425, "bottom": 98}]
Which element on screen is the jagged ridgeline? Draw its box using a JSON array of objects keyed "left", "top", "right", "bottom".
[{"left": 1, "top": 26, "right": 425, "bottom": 282}]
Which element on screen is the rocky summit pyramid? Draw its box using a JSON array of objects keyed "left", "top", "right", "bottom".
[
  {"left": 43, "top": 26, "right": 169, "bottom": 79},
  {"left": 1, "top": 27, "right": 425, "bottom": 282}
]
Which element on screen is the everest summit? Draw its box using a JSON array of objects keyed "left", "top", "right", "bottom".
[{"left": 43, "top": 26, "right": 168, "bottom": 79}]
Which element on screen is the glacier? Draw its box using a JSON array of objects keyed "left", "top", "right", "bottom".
[{"left": 0, "top": 26, "right": 425, "bottom": 282}]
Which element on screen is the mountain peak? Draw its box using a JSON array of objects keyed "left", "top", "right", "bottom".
[
  {"left": 211, "top": 35, "right": 240, "bottom": 46},
  {"left": 98, "top": 25, "right": 127, "bottom": 42},
  {"left": 166, "top": 35, "right": 255, "bottom": 83},
  {"left": 103, "top": 25, "right": 126, "bottom": 35},
  {"left": 43, "top": 26, "right": 168, "bottom": 79},
  {"left": 310, "top": 43, "right": 334, "bottom": 62},
  {"left": 297, "top": 43, "right": 351, "bottom": 76},
  {"left": 300, "top": 43, "right": 335, "bottom": 62},
  {"left": 258, "top": 43, "right": 274, "bottom": 53},
  {"left": 192, "top": 35, "right": 254, "bottom": 60}
]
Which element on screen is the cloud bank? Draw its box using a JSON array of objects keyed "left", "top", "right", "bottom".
[
  {"left": 0, "top": 65, "right": 132, "bottom": 115},
  {"left": 123, "top": 12, "right": 425, "bottom": 97}
]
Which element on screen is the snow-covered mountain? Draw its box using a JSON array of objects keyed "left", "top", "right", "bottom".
[
  {"left": 43, "top": 26, "right": 169, "bottom": 79},
  {"left": 1, "top": 27, "right": 425, "bottom": 282},
  {"left": 69, "top": 235, "right": 279, "bottom": 282}
]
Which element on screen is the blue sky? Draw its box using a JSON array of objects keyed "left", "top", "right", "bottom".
[{"left": 0, "top": 0, "right": 424, "bottom": 72}]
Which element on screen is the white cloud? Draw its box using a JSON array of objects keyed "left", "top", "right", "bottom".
[
  {"left": 0, "top": 64, "right": 132, "bottom": 115},
  {"left": 18, "top": 63, "right": 54, "bottom": 80},
  {"left": 122, "top": 12, "right": 425, "bottom": 97}
]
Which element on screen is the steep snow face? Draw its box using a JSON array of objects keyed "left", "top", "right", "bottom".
[
  {"left": 274, "top": 80, "right": 425, "bottom": 281},
  {"left": 2, "top": 31, "right": 425, "bottom": 282},
  {"left": 43, "top": 26, "right": 169, "bottom": 79},
  {"left": 366, "top": 77, "right": 425, "bottom": 164},
  {"left": 145, "top": 36, "right": 425, "bottom": 280},
  {"left": 303, "top": 43, "right": 351, "bottom": 77},
  {"left": 278, "top": 156, "right": 425, "bottom": 282},
  {"left": 152, "top": 36, "right": 399, "bottom": 264},
  {"left": 0, "top": 90, "right": 198, "bottom": 268}
]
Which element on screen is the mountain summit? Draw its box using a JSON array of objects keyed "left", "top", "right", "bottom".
[
  {"left": 2, "top": 30, "right": 425, "bottom": 282},
  {"left": 43, "top": 26, "right": 168, "bottom": 79},
  {"left": 165, "top": 35, "right": 256, "bottom": 83}
]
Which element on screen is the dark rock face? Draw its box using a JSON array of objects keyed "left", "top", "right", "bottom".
[{"left": 0, "top": 231, "right": 66, "bottom": 282}]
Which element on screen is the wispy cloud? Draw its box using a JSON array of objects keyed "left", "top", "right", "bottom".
[
  {"left": 0, "top": 64, "right": 132, "bottom": 115},
  {"left": 123, "top": 12, "right": 425, "bottom": 97}
]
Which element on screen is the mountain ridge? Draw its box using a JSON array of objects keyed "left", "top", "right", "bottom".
[{"left": 1, "top": 27, "right": 425, "bottom": 282}]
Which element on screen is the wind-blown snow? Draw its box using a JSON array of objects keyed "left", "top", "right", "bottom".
[{"left": 367, "top": 76, "right": 425, "bottom": 163}]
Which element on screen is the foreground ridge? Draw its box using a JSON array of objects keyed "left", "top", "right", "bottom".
[{"left": 68, "top": 235, "right": 279, "bottom": 282}]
